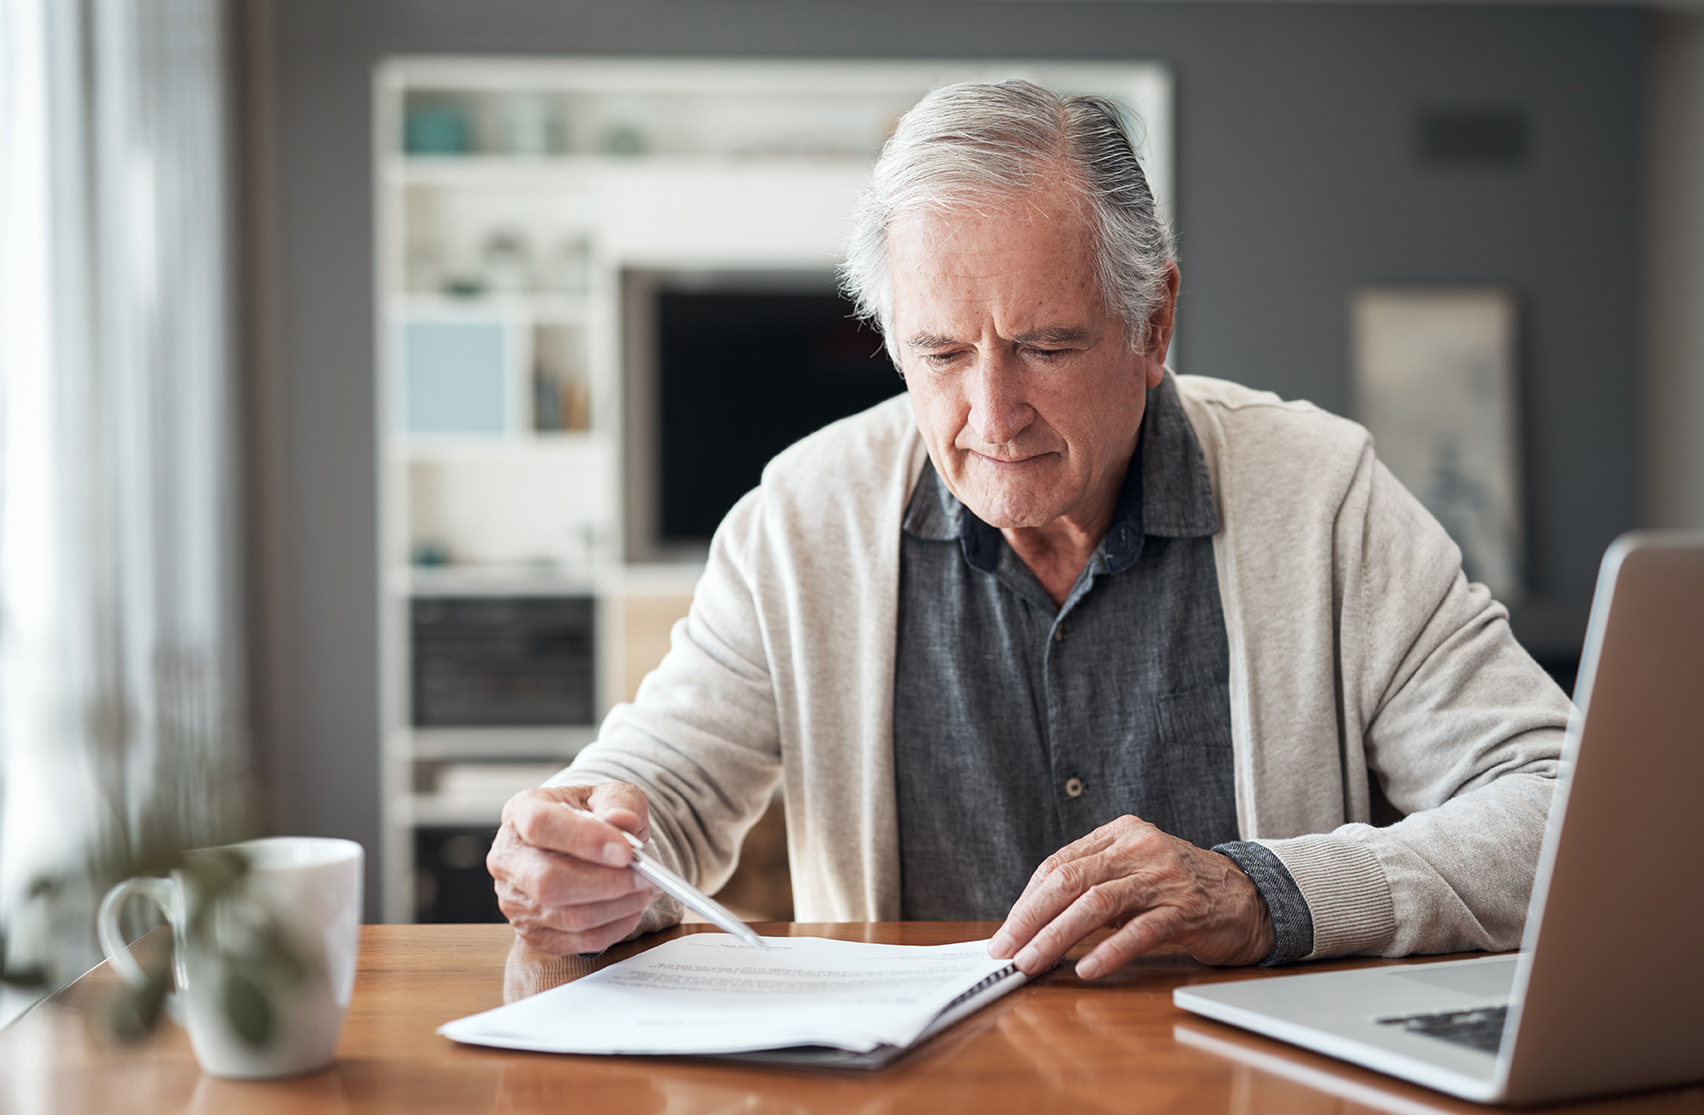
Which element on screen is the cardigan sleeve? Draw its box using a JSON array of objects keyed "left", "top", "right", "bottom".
[
  {"left": 1259, "top": 455, "right": 1570, "bottom": 959},
  {"left": 547, "top": 489, "right": 783, "bottom": 935}
]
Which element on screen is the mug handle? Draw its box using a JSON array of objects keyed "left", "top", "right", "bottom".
[{"left": 97, "top": 876, "right": 184, "bottom": 1014}]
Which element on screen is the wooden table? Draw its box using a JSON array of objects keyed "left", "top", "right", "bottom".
[{"left": 4, "top": 922, "right": 1702, "bottom": 1113}]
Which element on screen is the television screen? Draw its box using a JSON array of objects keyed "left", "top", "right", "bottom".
[{"left": 656, "top": 287, "right": 901, "bottom": 543}]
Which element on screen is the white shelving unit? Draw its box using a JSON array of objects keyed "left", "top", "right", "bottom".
[{"left": 373, "top": 57, "right": 1172, "bottom": 923}]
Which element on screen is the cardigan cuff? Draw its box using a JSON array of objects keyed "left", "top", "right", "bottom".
[
  {"left": 1257, "top": 833, "right": 1396, "bottom": 959},
  {"left": 626, "top": 893, "right": 684, "bottom": 939}
]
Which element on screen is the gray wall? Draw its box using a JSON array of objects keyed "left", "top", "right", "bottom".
[
  {"left": 254, "top": 0, "right": 1648, "bottom": 918},
  {"left": 1647, "top": 11, "right": 1704, "bottom": 530}
]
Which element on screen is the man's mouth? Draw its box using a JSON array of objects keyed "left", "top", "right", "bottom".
[{"left": 967, "top": 450, "right": 1053, "bottom": 469}]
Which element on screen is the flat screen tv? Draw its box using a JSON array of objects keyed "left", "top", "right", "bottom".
[{"left": 624, "top": 271, "right": 902, "bottom": 559}]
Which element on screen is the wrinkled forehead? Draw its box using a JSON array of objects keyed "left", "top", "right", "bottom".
[{"left": 885, "top": 189, "right": 1108, "bottom": 325}]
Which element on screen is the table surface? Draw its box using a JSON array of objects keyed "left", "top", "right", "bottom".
[{"left": 3, "top": 922, "right": 1702, "bottom": 1114}]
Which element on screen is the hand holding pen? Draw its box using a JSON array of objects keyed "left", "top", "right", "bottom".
[
  {"left": 563, "top": 805, "right": 767, "bottom": 949},
  {"left": 486, "top": 782, "right": 667, "bottom": 956},
  {"left": 486, "top": 782, "right": 767, "bottom": 955}
]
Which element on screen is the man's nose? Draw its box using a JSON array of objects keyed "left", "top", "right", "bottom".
[{"left": 964, "top": 352, "right": 1033, "bottom": 447}]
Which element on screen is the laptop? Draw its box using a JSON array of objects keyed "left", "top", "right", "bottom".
[{"left": 1174, "top": 531, "right": 1704, "bottom": 1105}]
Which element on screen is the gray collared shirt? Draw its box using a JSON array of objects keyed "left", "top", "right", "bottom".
[{"left": 892, "top": 374, "right": 1313, "bottom": 964}]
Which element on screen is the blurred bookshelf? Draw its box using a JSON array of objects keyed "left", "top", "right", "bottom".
[{"left": 372, "top": 56, "right": 1172, "bottom": 923}]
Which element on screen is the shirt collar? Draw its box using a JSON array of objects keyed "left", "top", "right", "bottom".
[
  {"left": 901, "top": 372, "right": 1219, "bottom": 573},
  {"left": 1140, "top": 372, "right": 1220, "bottom": 539}
]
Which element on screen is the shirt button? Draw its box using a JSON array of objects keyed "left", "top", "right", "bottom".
[{"left": 1064, "top": 777, "right": 1085, "bottom": 798}]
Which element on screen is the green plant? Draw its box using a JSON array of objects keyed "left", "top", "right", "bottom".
[
  {"left": 0, "top": 755, "right": 316, "bottom": 1047},
  {"left": 4, "top": 843, "right": 313, "bottom": 1047}
]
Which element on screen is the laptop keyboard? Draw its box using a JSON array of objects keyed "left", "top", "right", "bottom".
[{"left": 1377, "top": 1005, "right": 1508, "bottom": 1054}]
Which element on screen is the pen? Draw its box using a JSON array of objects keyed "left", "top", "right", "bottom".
[{"left": 568, "top": 806, "right": 768, "bottom": 950}]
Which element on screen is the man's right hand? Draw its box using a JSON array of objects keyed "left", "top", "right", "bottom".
[{"left": 486, "top": 782, "right": 662, "bottom": 955}]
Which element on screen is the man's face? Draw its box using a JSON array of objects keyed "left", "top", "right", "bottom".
[{"left": 890, "top": 182, "right": 1173, "bottom": 535}]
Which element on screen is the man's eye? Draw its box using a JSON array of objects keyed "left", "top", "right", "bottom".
[{"left": 1025, "top": 347, "right": 1068, "bottom": 362}]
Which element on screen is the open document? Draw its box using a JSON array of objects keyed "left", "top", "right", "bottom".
[{"left": 439, "top": 934, "right": 1027, "bottom": 1068}]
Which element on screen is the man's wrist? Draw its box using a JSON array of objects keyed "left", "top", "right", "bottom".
[
  {"left": 1242, "top": 868, "right": 1277, "bottom": 963},
  {"left": 1213, "top": 841, "right": 1316, "bottom": 966}
]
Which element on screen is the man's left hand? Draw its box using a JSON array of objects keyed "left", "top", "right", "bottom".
[{"left": 988, "top": 814, "right": 1275, "bottom": 980}]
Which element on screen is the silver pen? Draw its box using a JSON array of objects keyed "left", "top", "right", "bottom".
[{"left": 569, "top": 807, "right": 768, "bottom": 950}]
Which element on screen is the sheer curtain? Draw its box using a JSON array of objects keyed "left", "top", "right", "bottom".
[{"left": 0, "top": 0, "right": 247, "bottom": 1005}]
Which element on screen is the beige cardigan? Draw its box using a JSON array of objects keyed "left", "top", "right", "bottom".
[{"left": 556, "top": 375, "right": 1570, "bottom": 959}]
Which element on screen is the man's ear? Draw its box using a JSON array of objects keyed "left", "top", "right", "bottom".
[{"left": 1142, "top": 261, "right": 1181, "bottom": 387}]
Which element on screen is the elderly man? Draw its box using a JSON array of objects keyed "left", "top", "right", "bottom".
[{"left": 487, "top": 81, "right": 1569, "bottom": 979}]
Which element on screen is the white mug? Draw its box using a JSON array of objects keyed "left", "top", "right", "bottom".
[{"left": 98, "top": 836, "right": 363, "bottom": 1079}]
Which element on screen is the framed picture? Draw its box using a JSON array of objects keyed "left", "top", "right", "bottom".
[{"left": 1351, "top": 288, "right": 1523, "bottom": 600}]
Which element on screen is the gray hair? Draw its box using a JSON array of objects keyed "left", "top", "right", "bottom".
[{"left": 840, "top": 79, "right": 1176, "bottom": 361}]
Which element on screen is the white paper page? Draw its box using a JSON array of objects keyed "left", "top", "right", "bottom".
[{"left": 439, "top": 935, "right": 1017, "bottom": 1056}]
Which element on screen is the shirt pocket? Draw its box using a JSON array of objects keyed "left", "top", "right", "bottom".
[{"left": 1154, "top": 681, "right": 1240, "bottom": 849}]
